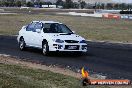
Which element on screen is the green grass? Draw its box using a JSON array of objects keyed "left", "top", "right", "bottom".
[
  {"left": 0, "top": 14, "right": 132, "bottom": 42},
  {"left": 0, "top": 63, "right": 110, "bottom": 88}
]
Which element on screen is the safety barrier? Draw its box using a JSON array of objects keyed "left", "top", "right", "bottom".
[{"left": 102, "top": 14, "right": 121, "bottom": 19}]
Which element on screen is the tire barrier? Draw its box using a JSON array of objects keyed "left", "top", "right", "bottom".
[
  {"left": 120, "top": 11, "right": 132, "bottom": 14},
  {"left": 121, "top": 15, "right": 132, "bottom": 19},
  {"left": 102, "top": 14, "right": 121, "bottom": 19}
]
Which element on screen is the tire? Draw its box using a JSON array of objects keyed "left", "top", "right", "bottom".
[
  {"left": 42, "top": 42, "right": 49, "bottom": 56},
  {"left": 19, "top": 38, "right": 26, "bottom": 51}
]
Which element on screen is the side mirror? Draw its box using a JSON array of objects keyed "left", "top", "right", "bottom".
[
  {"left": 72, "top": 31, "right": 75, "bottom": 33},
  {"left": 36, "top": 29, "right": 41, "bottom": 33}
]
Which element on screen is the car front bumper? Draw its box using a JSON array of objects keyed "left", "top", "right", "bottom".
[{"left": 48, "top": 43, "right": 87, "bottom": 52}]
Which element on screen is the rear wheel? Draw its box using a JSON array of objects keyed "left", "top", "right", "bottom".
[
  {"left": 19, "top": 38, "right": 26, "bottom": 51},
  {"left": 42, "top": 42, "right": 49, "bottom": 56}
]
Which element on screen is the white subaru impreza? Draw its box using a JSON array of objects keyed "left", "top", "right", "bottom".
[{"left": 17, "top": 21, "right": 87, "bottom": 55}]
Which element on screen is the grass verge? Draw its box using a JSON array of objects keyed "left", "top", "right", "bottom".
[
  {"left": 0, "top": 56, "right": 131, "bottom": 88},
  {"left": 0, "top": 63, "right": 111, "bottom": 88},
  {"left": 0, "top": 14, "right": 132, "bottom": 42},
  {"left": 0, "top": 56, "right": 111, "bottom": 88},
  {"left": 0, "top": 63, "right": 81, "bottom": 88}
]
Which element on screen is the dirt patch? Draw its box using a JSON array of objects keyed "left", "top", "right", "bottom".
[
  {"left": 0, "top": 55, "right": 131, "bottom": 88},
  {"left": 0, "top": 55, "right": 82, "bottom": 79},
  {"left": 0, "top": 55, "right": 105, "bottom": 80}
]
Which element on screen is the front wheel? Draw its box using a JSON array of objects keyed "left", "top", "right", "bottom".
[
  {"left": 19, "top": 38, "right": 26, "bottom": 51},
  {"left": 42, "top": 42, "right": 49, "bottom": 56}
]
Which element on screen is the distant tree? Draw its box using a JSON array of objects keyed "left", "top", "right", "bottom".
[
  {"left": 45, "top": 1, "right": 52, "bottom": 5},
  {"left": 112, "top": 4, "right": 118, "bottom": 9},
  {"left": 93, "top": 2, "right": 97, "bottom": 9},
  {"left": 21, "top": 1, "right": 26, "bottom": 6},
  {"left": 85, "top": 3, "right": 92, "bottom": 9},
  {"left": 34, "top": 1, "right": 39, "bottom": 5},
  {"left": 56, "top": 0, "right": 63, "bottom": 5},
  {"left": 100, "top": 3, "right": 105, "bottom": 9},
  {"left": 129, "top": 4, "right": 132, "bottom": 10},
  {"left": 38, "top": 2, "right": 43, "bottom": 6},
  {"left": 45, "top": 1, "right": 52, "bottom": 7},
  {"left": 11, "top": 1, "right": 15, "bottom": 6},
  {"left": 26, "top": 2, "right": 34, "bottom": 7},
  {"left": 64, "top": 0, "right": 74, "bottom": 9},
  {"left": 15, "top": 1, "right": 22, "bottom": 7},
  {"left": 3, "top": 1, "right": 9, "bottom": 7},
  {"left": 106, "top": 3, "right": 113, "bottom": 9},
  {"left": 0, "top": 1, "right": 4, "bottom": 7},
  {"left": 0, "top": 1, "right": 1, "bottom": 6},
  {"left": 80, "top": 1, "right": 86, "bottom": 9},
  {"left": 3, "top": 0, "right": 15, "bottom": 7},
  {"left": 127, "top": 4, "right": 132, "bottom": 10},
  {"left": 117, "top": 3, "right": 124, "bottom": 10},
  {"left": 73, "top": 2, "right": 79, "bottom": 8}
]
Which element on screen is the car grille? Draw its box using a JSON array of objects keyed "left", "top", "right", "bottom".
[
  {"left": 65, "top": 40, "right": 79, "bottom": 43},
  {"left": 65, "top": 45, "right": 80, "bottom": 50}
]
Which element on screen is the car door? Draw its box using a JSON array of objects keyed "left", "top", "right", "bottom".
[
  {"left": 24, "top": 22, "right": 36, "bottom": 46},
  {"left": 31, "top": 22, "right": 43, "bottom": 48}
]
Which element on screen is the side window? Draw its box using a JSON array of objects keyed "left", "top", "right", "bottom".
[
  {"left": 26, "top": 22, "right": 36, "bottom": 31},
  {"left": 43, "top": 23, "right": 51, "bottom": 33},
  {"left": 34, "top": 22, "right": 42, "bottom": 32}
]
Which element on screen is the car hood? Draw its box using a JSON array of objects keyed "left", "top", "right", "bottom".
[{"left": 45, "top": 33, "right": 85, "bottom": 41}]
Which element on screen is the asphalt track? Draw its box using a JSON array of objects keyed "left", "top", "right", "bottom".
[{"left": 0, "top": 35, "right": 132, "bottom": 80}]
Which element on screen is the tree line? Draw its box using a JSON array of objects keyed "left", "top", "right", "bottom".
[{"left": 0, "top": 0, "right": 132, "bottom": 10}]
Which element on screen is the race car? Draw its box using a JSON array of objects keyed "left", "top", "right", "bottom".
[{"left": 17, "top": 21, "right": 87, "bottom": 55}]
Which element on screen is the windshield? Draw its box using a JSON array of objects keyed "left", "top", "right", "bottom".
[{"left": 43, "top": 23, "right": 73, "bottom": 34}]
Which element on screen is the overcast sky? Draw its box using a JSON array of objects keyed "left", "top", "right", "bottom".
[{"left": 112, "top": 0, "right": 132, "bottom": 3}]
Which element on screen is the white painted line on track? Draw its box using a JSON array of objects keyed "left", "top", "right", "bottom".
[{"left": 0, "top": 54, "right": 11, "bottom": 57}]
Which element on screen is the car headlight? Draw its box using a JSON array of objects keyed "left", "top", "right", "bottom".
[
  {"left": 80, "top": 40, "right": 86, "bottom": 43},
  {"left": 55, "top": 39, "right": 64, "bottom": 43}
]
